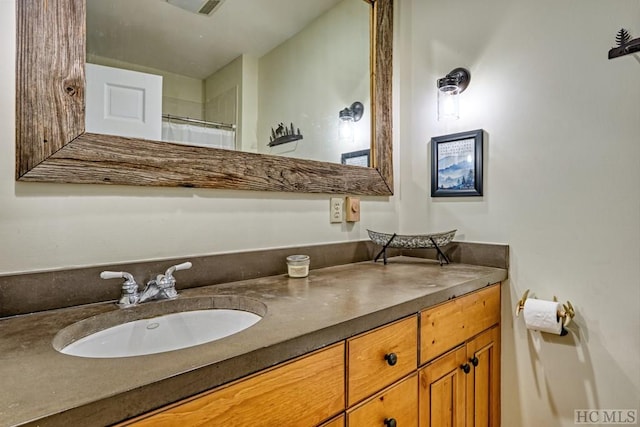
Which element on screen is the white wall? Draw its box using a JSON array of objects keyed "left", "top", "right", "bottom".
[
  {"left": 396, "top": 0, "right": 640, "bottom": 425},
  {"left": 0, "top": 0, "right": 399, "bottom": 275}
]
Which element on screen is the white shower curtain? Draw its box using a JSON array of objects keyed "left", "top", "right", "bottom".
[{"left": 161, "top": 120, "right": 235, "bottom": 150}]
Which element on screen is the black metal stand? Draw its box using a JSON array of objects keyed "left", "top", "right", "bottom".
[
  {"left": 374, "top": 233, "right": 397, "bottom": 265},
  {"left": 429, "top": 237, "right": 450, "bottom": 266}
]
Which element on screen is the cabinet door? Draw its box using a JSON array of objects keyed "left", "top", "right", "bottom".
[
  {"left": 126, "top": 343, "right": 345, "bottom": 427},
  {"left": 466, "top": 326, "right": 500, "bottom": 427},
  {"left": 348, "top": 373, "right": 418, "bottom": 427},
  {"left": 419, "top": 346, "right": 467, "bottom": 427}
]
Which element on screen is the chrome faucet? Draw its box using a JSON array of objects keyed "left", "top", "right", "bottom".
[
  {"left": 100, "top": 261, "right": 192, "bottom": 308},
  {"left": 139, "top": 262, "right": 192, "bottom": 303}
]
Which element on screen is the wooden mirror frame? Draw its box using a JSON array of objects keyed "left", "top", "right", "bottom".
[{"left": 16, "top": 0, "right": 392, "bottom": 195}]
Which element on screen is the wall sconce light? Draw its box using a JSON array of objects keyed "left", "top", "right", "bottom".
[
  {"left": 437, "top": 68, "right": 470, "bottom": 121},
  {"left": 339, "top": 101, "right": 364, "bottom": 142}
]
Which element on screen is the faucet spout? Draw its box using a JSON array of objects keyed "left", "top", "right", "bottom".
[{"left": 138, "top": 278, "right": 161, "bottom": 303}]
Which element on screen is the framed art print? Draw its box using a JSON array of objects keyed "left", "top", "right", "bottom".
[{"left": 431, "top": 129, "right": 483, "bottom": 197}]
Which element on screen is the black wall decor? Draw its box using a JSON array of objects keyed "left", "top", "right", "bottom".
[
  {"left": 608, "top": 28, "right": 640, "bottom": 59},
  {"left": 431, "top": 129, "right": 483, "bottom": 197}
]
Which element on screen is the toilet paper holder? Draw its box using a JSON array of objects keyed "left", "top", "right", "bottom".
[{"left": 515, "top": 289, "right": 576, "bottom": 327}]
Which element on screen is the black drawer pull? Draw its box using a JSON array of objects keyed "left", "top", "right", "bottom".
[
  {"left": 384, "top": 417, "right": 397, "bottom": 427},
  {"left": 470, "top": 356, "right": 479, "bottom": 367},
  {"left": 384, "top": 352, "right": 398, "bottom": 366},
  {"left": 461, "top": 363, "right": 471, "bottom": 374}
]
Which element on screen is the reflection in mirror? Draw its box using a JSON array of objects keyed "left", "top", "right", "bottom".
[
  {"left": 86, "top": 0, "right": 370, "bottom": 165},
  {"left": 15, "top": 0, "right": 392, "bottom": 195}
]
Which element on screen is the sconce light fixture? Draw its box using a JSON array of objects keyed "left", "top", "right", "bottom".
[
  {"left": 339, "top": 101, "right": 364, "bottom": 142},
  {"left": 437, "top": 68, "right": 470, "bottom": 121}
]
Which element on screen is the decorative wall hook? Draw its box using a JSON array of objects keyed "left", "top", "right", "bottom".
[{"left": 608, "top": 28, "right": 640, "bottom": 60}]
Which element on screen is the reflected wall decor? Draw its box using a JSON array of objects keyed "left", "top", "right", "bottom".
[{"left": 431, "top": 129, "right": 483, "bottom": 197}]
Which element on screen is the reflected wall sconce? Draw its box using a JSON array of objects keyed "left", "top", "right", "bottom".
[
  {"left": 437, "top": 68, "right": 470, "bottom": 121},
  {"left": 339, "top": 101, "right": 364, "bottom": 142}
]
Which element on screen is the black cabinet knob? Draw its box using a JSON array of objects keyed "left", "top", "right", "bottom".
[
  {"left": 461, "top": 363, "right": 471, "bottom": 374},
  {"left": 470, "top": 356, "right": 479, "bottom": 367},
  {"left": 384, "top": 417, "right": 397, "bottom": 427},
  {"left": 384, "top": 352, "right": 398, "bottom": 366}
]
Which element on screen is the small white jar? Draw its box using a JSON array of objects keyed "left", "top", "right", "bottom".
[{"left": 286, "top": 255, "right": 310, "bottom": 278}]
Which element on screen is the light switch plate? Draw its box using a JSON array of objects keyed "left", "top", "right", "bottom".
[
  {"left": 330, "top": 198, "right": 343, "bottom": 223},
  {"left": 345, "top": 197, "right": 360, "bottom": 222}
]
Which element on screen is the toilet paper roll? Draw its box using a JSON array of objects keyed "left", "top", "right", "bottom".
[{"left": 523, "top": 298, "right": 563, "bottom": 335}]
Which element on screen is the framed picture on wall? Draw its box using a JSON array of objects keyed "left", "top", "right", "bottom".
[
  {"left": 341, "top": 149, "right": 370, "bottom": 167},
  {"left": 431, "top": 129, "right": 483, "bottom": 197}
]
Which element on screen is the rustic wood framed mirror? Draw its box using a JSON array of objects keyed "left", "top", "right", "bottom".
[{"left": 16, "top": 0, "right": 392, "bottom": 195}]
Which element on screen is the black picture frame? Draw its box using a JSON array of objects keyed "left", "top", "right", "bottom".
[
  {"left": 341, "top": 149, "right": 371, "bottom": 167},
  {"left": 431, "top": 129, "right": 483, "bottom": 197}
]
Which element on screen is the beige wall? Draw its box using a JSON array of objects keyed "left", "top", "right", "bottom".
[
  {"left": 0, "top": 0, "right": 399, "bottom": 275},
  {"left": 258, "top": 0, "right": 370, "bottom": 163},
  {"left": 239, "top": 54, "right": 259, "bottom": 153},
  {"left": 204, "top": 55, "right": 241, "bottom": 139},
  {"left": 396, "top": 0, "right": 640, "bottom": 425},
  {"left": 3, "top": 0, "right": 639, "bottom": 425}
]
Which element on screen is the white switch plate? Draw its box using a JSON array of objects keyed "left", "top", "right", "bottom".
[{"left": 330, "top": 198, "right": 343, "bottom": 223}]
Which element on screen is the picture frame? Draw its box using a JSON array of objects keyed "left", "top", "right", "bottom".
[
  {"left": 341, "top": 149, "right": 371, "bottom": 167},
  {"left": 431, "top": 129, "right": 483, "bottom": 197}
]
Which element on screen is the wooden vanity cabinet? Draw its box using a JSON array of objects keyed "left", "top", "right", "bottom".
[{"left": 123, "top": 284, "right": 501, "bottom": 427}]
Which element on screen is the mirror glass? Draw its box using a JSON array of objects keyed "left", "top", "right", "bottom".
[{"left": 86, "top": 0, "right": 371, "bottom": 166}]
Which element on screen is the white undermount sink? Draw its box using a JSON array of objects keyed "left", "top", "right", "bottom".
[{"left": 53, "top": 296, "right": 265, "bottom": 358}]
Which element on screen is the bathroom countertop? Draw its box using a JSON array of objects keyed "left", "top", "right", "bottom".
[{"left": 0, "top": 256, "right": 507, "bottom": 427}]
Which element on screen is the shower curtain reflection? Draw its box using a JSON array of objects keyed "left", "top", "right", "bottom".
[{"left": 161, "top": 119, "right": 236, "bottom": 150}]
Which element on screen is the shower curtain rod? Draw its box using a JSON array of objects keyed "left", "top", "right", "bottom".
[{"left": 162, "top": 114, "right": 236, "bottom": 131}]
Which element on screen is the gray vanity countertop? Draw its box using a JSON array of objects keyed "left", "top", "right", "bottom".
[{"left": 0, "top": 256, "right": 507, "bottom": 427}]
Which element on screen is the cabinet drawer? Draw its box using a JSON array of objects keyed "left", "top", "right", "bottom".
[
  {"left": 347, "top": 316, "right": 418, "bottom": 406},
  {"left": 347, "top": 373, "right": 418, "bottom": 427},
  {"left": 320, "top": 414, "right": 345, "bottom": 427},
  {"left": 126, "top": 343, "right": 345, "bottom": 427},
  {"left": 420, "top": 284, "right": 500, "bottom": 364}
]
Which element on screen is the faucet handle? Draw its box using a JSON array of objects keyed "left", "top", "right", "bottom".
[
  {"left": 100, "top": 271, "right": 135, "bottom": 282},
  {"left": 100, "top": 271, "right": 139, "bottom": 308},
  {"left": 164, "top": 262, "right": 192, "bottom": 278}
]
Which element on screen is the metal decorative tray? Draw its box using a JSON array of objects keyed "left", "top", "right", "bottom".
[
  {"left": 367, "top": 229, "right": 457, "bottom": 249},
  {"left": 367, "top": 229, "right": 457, "bottom": 265}
]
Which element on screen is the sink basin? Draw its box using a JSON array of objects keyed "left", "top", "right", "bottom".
[{"left": 53, "top": 296, "right": 266, "bottom": 358}]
